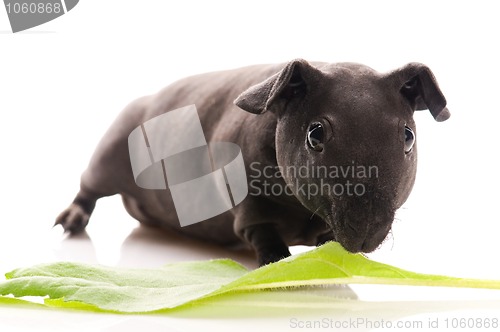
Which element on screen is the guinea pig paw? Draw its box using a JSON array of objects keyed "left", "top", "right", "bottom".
[
  {"left": 54, "top": 204, "right": 90, "bottom": 234},
  {"left": 257, "top": 246, "right": 291, "bottom": 266},
  {"left": 316, "top": 232, "right": 336, "bottom": 247}
]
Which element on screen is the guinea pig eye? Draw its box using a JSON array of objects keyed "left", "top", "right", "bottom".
[
  {"left": 307, "top": 123, "right": 324, "bottom": 152},
  {"left": 404, "top": 126, "right": 415, "bottom": 153}
]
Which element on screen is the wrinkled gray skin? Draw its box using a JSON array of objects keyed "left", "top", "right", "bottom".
[{"left": 56, "top": 59, "right": 449, "bottom": 266}]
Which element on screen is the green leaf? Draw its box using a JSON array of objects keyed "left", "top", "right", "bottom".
[
  {"left": 1, "top": 242, "right": 500, "bottom": 313},
  {"left": 0, "top": 259, "right": 248, "bottom": 313},
  {"left": 214, "top": 242, "right": 500, "bottom": 294}
]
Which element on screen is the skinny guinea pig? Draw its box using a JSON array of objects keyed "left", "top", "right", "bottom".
[{"left": 56, "top": 59, "right": 450, "bottom": 266}]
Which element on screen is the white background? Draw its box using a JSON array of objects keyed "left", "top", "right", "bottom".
[{"left": 1, "top": 1, "right": 500, "bottom": 331}]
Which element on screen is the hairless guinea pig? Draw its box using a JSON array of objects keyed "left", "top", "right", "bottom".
[{"left": 56, "top": 59, "right": 450, "bottom": 266}]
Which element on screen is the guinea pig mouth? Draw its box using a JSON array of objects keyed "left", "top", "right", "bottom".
[{"left": 339, "top": 222, "right": 392, "bottom": 253}]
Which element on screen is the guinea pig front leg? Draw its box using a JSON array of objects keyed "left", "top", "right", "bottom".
[
  {"left": 315, "top": 231, "right": 336, "bottom": 247},
  {"left": 242, "top": 223, "right": 291, "bottom": 266}
]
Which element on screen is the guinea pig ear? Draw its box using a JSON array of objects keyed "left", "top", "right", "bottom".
[
  {"left": 234, "top": 59, "right": 319, "bottom": 114},
  {"left": 395, "top": 63, "right": 451, "bottom": 122}
]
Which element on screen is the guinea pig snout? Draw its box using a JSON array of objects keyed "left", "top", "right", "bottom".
[
  {"left": 331, "top": 197, "right": 395, "bottom": 253},
  {"left": 341, "top": 218, "right": 392, "bottom": 253}
]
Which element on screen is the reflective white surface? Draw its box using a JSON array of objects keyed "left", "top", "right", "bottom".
[{"left": 1, "top": 1, "right": 500, "bottom": 331}]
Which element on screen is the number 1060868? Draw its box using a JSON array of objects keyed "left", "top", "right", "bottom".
[{"left": 5, "top": 2, "right": 62, "bottom": 14}]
